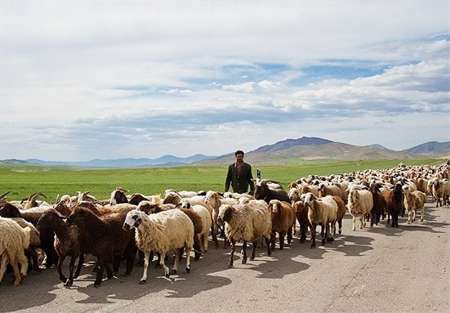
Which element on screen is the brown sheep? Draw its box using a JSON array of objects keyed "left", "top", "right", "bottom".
[
  {"left": 292, "top": 200, "right": 310, "bottom": 243},
  {"left": 268, "top": 200, "right": 296, "bottom": 250},
  {"left": 331, "top": 196, "right": 346, "bottom": 235}
]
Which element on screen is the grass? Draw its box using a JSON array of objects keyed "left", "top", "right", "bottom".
[{"left": 0, "top": 159, "right": 442, "bottom": 201}]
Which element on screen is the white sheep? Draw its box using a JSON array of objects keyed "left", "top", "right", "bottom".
[
  {"left": 123, "top": 209, "right": 194, "bottom": 284},
  {"left": 181, "top": 201, "right": 212, "bottom": 253},
  {"left": 217, "top": 200, "right": 272, "bottom": 267},
  {"left": 302, "top": 193, "right": 338, "bottom": 248},
  {"left": 348, "top": 189, "right": 374, "bottom": 231},
  {"left": 0, "top": 217, "right": 31, "bottom": 286}
]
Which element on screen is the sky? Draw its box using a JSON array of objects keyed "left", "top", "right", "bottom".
[{"left": 1, "top": 0, "right": 449, "bottom": 161}]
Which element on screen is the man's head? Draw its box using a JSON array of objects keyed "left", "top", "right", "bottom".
[{"left": 235, "top": 150, "right": 244, "bottom": 163}]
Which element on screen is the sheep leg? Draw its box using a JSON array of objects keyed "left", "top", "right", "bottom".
[
  {"left": 185, "top": 246, "right": 191, "bottom": 273},
  {"left": 203, "top": 234, "right": 209, "bottom": 253},
  {"left": 321, "top": 224, "right": 326, "bottom": 245},
  {"left": 161, "top": 253, "right": 170, "bottom": 278},
  {"left": 338, "top": 218, "right": 343, "bottom": 235},
  {"left": 0, "top": 253, "right": 8, "bottom": 283},
  {"left": 94, "top": 260, "right": 104, "bottom": 287},
  {"left": 171, "top": 251, "right": 179, "bottom": 275},
  {"left": 299, "top": 219, "right": 306, "bottom": 243},
  {"left": 287, "top": 227, "right": 292, "bottom": 246},
  {"left": 125, "top": 246, "right": 136, "bottom": 276},
  {"left": 279, "top": 232, "right": 285, "bottom": 250},
  {"left": 11, "top": 259, "right": 22, "bottom": 286},
  {"left": 105, "top": 263, "right": 113, "bottom": 279},
  {"left": 74, "top": 254, "right": 84, "bottom": 278},
  {"left": 64, "top": 256, "right": 76, "bottom": 287},
  {"left": 329, "top": 222, "right": 335, "bottom": 241},
  {"left": 242, "top": 241, "right": 247, "bottom": 264},
  {"left": 327, "top": 223, "right": 334, "bottom": 242},
  {"left": 139, "top": 252, "right": 150, "bottom": 284},
  {"left": 212, "top": 224, "right": 218, "bottom": 248},
  {"left": 228, "top": 239, "right": 236, "bottom": 268},
  {"left": 310, "top": 224, "right": 316, "bottom": 248},
  {"left": 57, "top": 255, "right": 67, "bottom": 283},
  {"left": 251, "top": 241, "right": 257, "bottom": 260},
  {"left": 30, "top": 249, "right": 41, "bottom": 272},
  {"left": 421, "top": 206, "right": 425, "bottom": 222},
  {"left": 265, "top": 237, "right": 272, "bottom": 256},
  {"left": 194, "top": 237, "right": 202, "bottom": 261},
  {"left": 112, "top": 254, "right": 120, "bottom": 273},
  {"left": 270, "top": 232, "right": 276, "bottom": 250}
]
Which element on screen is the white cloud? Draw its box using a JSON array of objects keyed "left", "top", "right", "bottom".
[{"left": 0, "top": 1, "right": 448, "bottom": 160}]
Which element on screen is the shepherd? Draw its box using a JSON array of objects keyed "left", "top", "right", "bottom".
[{"left": 225, "top": 150, "right": 255, "bottom": 195}]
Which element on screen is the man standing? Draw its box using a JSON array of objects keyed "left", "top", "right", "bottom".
[{"left": 225, "top": 150, "right": 255, "bottom": 194}]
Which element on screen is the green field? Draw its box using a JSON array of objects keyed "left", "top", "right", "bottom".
[{"left": 0, "top": 159, "right": 442, "bottom": 201}]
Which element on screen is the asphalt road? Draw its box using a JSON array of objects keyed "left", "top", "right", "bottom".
[{"left": 1, "top": 202, "right": 448, "bottom": 313}]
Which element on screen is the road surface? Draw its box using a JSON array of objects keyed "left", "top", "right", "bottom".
[{"left": 1, "top": 203, "right": 448, "bottom": 313}]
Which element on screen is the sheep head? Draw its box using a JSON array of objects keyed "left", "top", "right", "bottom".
[
  {"left": 218, "top": 204, "right": 234, "bottom": 225},
  {"left": 269, "top": 199, "right": 281, "bottom": 216},
  {"left": 123, "top": 209, "right": 145, "bottom": 230},
  {"left": 180, "top": 200, "right": 191, "bottom": 209}
]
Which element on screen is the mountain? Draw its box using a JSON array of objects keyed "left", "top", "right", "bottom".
[
  {"left": 404, "top": 141, "right": 450, "bottom": 155},
  {"left": 200, "top": 136, "right": 415, "bottom": 165},
  {"left": 2, "top": 138, "right": 447, "bottom": 168},
  {"left": 1, "top": 154, "right": 215, "bottom": 168},
  {"left": 254, "top": 137, "right": 333, "bottom": 153}
]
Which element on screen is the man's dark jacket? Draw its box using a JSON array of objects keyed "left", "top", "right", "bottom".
[{"left": 225, "top": 162, "right": 255, "bottom": 194}]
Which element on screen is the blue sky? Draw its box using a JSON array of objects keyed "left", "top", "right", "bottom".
[{"left": 0, "top": 1, "right": 449, "bottom": 160}]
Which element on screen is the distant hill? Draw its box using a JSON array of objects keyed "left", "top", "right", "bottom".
[
  {"left": 2, "top": 138, "right": 447, "bottom": 168},
  {"left": 199, "top": 136, "right": 415, "bottom": 165},
  {"left": 1, "top": 154, "right": 215, "bottom": 168},
  {"left": 254, "top": 137, "right": 333, "bottom": 153},
  {"left": 404, "top": 141, "right": 450, "bottom": 155}
]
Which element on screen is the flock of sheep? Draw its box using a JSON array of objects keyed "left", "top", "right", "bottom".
[{"left": 0, "top": 161, "right": 449, "bottom": 288}]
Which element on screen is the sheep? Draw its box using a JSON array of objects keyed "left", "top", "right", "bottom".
[
  {"left": 67, "top": 207, "right": 136, "bottom": 287},
  {"left": 254, "top": 180, "right": 289, "bottom": 203},
  {"left": 110, "top": 187, "right": 128, "bottom": 205},
  {"left": 217, "top": 200, "right": 272, "bottom": 267},
  {"left": 21, "top": 192, "right": 47, "bottom": 210},
  {"left": 268, "top": 200, "right": 296, "bottom": 250},
  {"left": 179, "top": 195, "right": 216, "bottom": 245},
  {"left": 292, "top": 200, "right": 310, "bottom": 243},
  {"left": 347, "top": 188, "right": 373, "bottom": 231},
  {"left": 204, "top": 191, "right": 222, "bottom": 245},
  {"left": 136, "top": 201, "right": 204, "bottom": 262},
  {"left": 402, "top": 186, "right": 427, "bottom": 224},
  {"left": 383, "top": 183, "right": 403, "bottom": 228},
  {"left": 331, "top": 195, "right": 346, "bottom": 235},
  {"left": 10, "top": 217, "right": 41, "bottom": 272},
  {"left": 163, "top": 192, "right": 183, "bottom": 206},
  {"left": 122, "top": 209, "right": 194, "bottom": 284},
  {"left": 302, "top": 193, "right": 338, "bottom": 248},
  {"left": 76, "top": 191, "right": 97, "bottom": 204},
  {"left": 0, "top": 217, "right": 31, "bottom": 286},
  {"left": 128, "top": 193, "right": 150, "bottom": 205},
  {"left": 181, "top": 201, "right": 212, "bottom": 254},
  {"left": 369, "top": 183, "right": 386, "bottom": 226},
  {"left": 288, "top": 187, "right": 302, "bottom": 204},
  {"left": 318, "top": 183, "right": 346, "bottom": 202},
  {"left": 300, "top": 184, "right": 321, "bottom": 197},
  {"left": 37, "top": 210, "right": 83, "bottom": 287}
]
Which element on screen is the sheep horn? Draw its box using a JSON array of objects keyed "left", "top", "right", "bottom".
[
  {"left": 0, "top": 191, "right": 10, "bottom": 200},
  {"left": 27, "top": 192, "right": 38, "bottom": 201}
]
